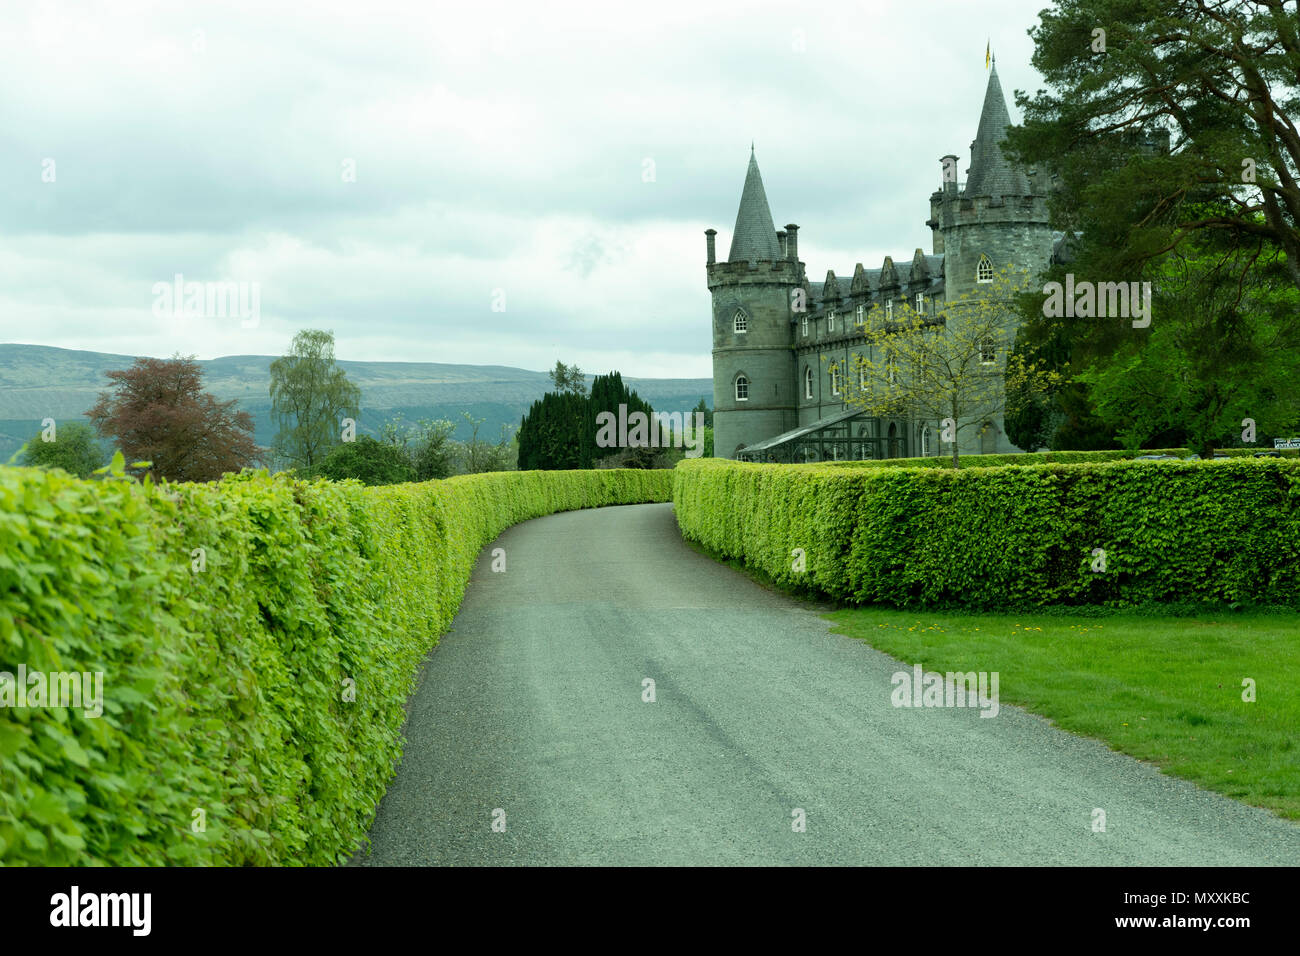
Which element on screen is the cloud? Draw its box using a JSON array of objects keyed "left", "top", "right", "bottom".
[{"left": 0, "top": 0, "right": 1049, "bottom": 379}]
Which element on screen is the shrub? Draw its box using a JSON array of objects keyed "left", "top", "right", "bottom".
[
  {"left": 673, "top": 457, "right": 1300, "bottom": 610},
  {"left": 17, "top": 421, "right": 106, "bottom": 478},
  {"left": 311, "top": 435, "right": 414, "bottom": 485},
  {"left": 0, "top": 466, "right": 671, "bottom": 865}
]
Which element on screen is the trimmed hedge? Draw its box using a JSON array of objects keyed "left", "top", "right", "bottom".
[
  {"left": 820, "top": 447, "right": 1300, "bottom": 470},
  {"left": 0, "top": 466, "right": 670, "bottom": 865},
  {"left": 673, "top": 457, "right": 1300, "bottom": 610}
]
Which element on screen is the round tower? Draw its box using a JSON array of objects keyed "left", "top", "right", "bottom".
[{"left": 707, "top": 149, "right": 801, "bottom": 459}]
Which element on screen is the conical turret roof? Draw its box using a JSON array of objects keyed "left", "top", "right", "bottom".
[
  {"left": 965, "top": 64, "right": 1031, "bottom": 199},
  {"left": 728, "top": 148, "right": 782, "bottom": 262}
]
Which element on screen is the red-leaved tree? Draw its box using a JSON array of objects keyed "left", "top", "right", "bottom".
[{"left": 86, "top": 355, "right": 261, "bottom": 482}]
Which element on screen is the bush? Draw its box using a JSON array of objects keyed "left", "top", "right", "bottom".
[
  {"left": 818, "top": 447, "right": 1299, "bottom": 469},
  {"left": 0, "top": 465, "right": 671, "bottom": 865},
  {"left": 311, "top": 435, "right": 414, "bottom": 485},
  {"left": 673, "top": 457, "right": 1300, "bottom": 610},
  {"left": 17, "top": 421, "right": 106, "bottom": 478}
]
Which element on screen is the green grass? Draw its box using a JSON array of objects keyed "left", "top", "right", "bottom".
[{"left": 826, "top": 608, "right": 1300, "bottom": 820}]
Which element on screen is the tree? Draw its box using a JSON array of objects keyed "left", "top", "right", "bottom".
[
  {"left": 380, "top": 414, "right": 457, "bottom": 481},
  {"left": 1006, "top": 0, "right": 1300, "bottom": 292},
  {"left": 517, "top": 391, "right": 585, "bottom": 470},
  {"left": 18, "top": 421, "right": 106, "bottom": 477},
  {"left": 581, "top": 371, "right": 656, "bottom": 468},
  {"left": 1076, "top": 235, "right": 1300, "bottom": 457},
  {"left": 692, "top": 397, "right": 713, "bottom": 428},
  {"left": 548, "top": 360, "right": 588, "bottom": 397},
  {"left": 269, "top": 329, "right": 361, "bottom": 470},
  {"left": 455, "top": 412, "right": 515, "bottom": 474},
  {"left": 844, "top": 268, "right": 1061, "bottom": 467},
  {"left": 311, "top": 435, "right": 413, "bottom": 485},
  {"left": 86, "top": 355, "right": 260, "bottom": 482}
]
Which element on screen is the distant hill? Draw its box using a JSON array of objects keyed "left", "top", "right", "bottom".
[{"left": 0, "top": 344, "right": 713, "bottom": 463}]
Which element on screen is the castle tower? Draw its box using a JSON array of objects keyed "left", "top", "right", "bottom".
[
  {"left": 930, "top": 60, "right": 1056, "bottom": 454},
  {"left": 932, "top": 61, "right": 1054, "bottom": 302},
  {"left": 707, "top": 148, "right": 801, "bottom": 458}
]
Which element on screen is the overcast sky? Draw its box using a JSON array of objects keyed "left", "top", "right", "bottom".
[{"left": 0, "top": 0, "right": 1052, "bottom": 379}]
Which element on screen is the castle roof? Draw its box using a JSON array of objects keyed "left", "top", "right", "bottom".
[
  {"left": 727, "top": 148, "right": 783, "bottom": 262},
  {"left": 807, "top": 255, "right": 945, "bottom": 307},
  {"left": 964, "top": 64, "right": 1031, "bottom": 199}
]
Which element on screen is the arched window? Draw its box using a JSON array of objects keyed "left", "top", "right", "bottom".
[
  {"left": 976, "top": 255, "right": 994, "bottom": 283},
  {"left": 735, "top": 375, "right": 749, "bottom": 401},
  {"left": 921, "top": 426, "right": 932, "bottom": 456},
  {"left": 979, "top": 336, "right": 997, "bottom": 365},
  {"left": 733, "top": 310, "right": 748, "bottom": 333},
  {"left": 804, "top": 367, "right": 813, "bottom": 400},
  {"left": 830, "top": 364, "right": 841, "bottom": 396}
]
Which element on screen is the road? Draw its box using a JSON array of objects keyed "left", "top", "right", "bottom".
[{"left": 351, "top": 502, "right": 1300, "bottom": 865}]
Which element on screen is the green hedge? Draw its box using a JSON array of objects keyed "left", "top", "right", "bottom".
[
  {"left": 0, "top": 466, "right": 670, "bottom": 865},
  {"left": 820, "top": 447, "right": 1300, "bottom": 469},
  {"left": 673, "top": 457, "right": 1300, "bottom": 610}
]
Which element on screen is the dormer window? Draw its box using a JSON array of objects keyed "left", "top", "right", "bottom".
[
  {"left": 828, "top": 310, "right": 836, "bottom": 332},
  {"left": 734, "top": 310, "right": 748, "bottom": 333},
  {"left": 804, "top": 367, "right": 813, "bottom": 399},
  {"left": 856, "top": 305, "right": 865, "bottom": 326},
  {"left": 885, "top": 299, "right": 893, "bottom": 321},
  {"left": 976, "top": 255, "right": 994, "bottom": 283},
  {"left": 735, "top": 375, "right": 749, "bottom": 401},
  {"left": 915, "top": 293, "right": 925, "bottom": 314}
]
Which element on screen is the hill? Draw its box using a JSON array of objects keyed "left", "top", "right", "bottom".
[{"left": 0, "top": 344, "right": 712, "bottom": 464}]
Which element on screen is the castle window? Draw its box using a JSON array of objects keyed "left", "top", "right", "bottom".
[
  {"left": 802, "top": 316, "right": 808, "bottom": 337},
  {"left": 734, "top": 310, "right": 748, "bottom": 333},
  {"left": 830, "top": 364, "right": 841, "bottom": 396},
  {"left": 979, "top": 337, "right": 997, "bottom": 365},
  {"left": 915, "top": 293, "right": 925, "bottom": 314},
  {"left": 856, "top": 305, "right": 865, "bottom": 326},
  {"left": 735, "top": 375, "right": 749, "bottom": 401},
  {"left": 828, "top": 310, "right": 836, "bottom": 332},
  {"left": 804, "top": 367, "right": 813, "bottom": 399},
  {"left": 976, "top": 255, "right": 994, "bottom": 283},
  {"left": 885, "top": 299, "right": 893, "bottom": 321},
  {"left": 921, "top": 426, "right": 932, "bottom": 456}
]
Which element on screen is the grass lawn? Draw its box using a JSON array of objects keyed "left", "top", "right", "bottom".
[{"left": 824, "top": 608, "right": 1300, "bottom": 821}]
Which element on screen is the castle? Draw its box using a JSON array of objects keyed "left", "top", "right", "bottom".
[{"left": 705, "top": 62, "right": 1064, "bottom": 462}]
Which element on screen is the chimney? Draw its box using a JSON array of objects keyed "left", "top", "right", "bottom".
[
  {"left": 705, "top": 228, "right": 717, "bottom": 265},
  {"left": 941, "top": 154, "right": 959, "bottom": 195},
  {"left": 785, "top": 224, "right": 799, "bottom": 261},
  {"left": 776, "top": 229, "right": 787, "bottom": 257}
]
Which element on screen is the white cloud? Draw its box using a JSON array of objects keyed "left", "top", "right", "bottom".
[{"left": 0, "top": 0, "right": 1050, "bottom": 380}]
